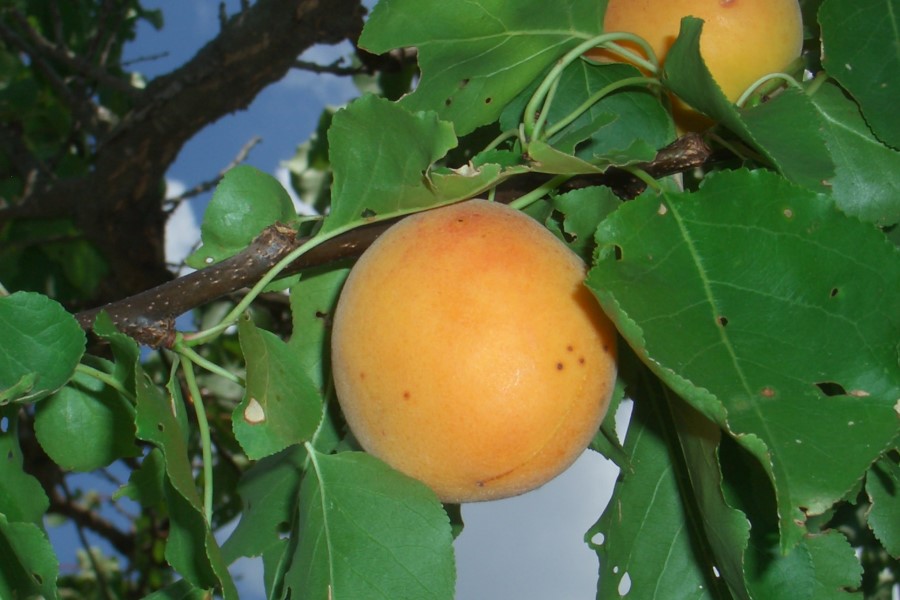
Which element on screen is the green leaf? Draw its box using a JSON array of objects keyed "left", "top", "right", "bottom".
[
  {"left": 0, "top": 405, "right": 49, "bottom": 525},
  {"left": 113, "top": 448, "right": 165, "bottom": 508},
  {"left": 93, "top": 310, "right": 141, "bottom": 392},
  {"left": 805, "top": 531, "right": 864, "bottom": 598},
  {"left": 588, "top": 169, "right": 900, "bottom": 549},
  {"left": 283, "top": 449, "right": 455, "bottom": 600},
  {"left": 324, "top": 95, "right": 494, "bottom": 232},
  {"left": 234, "top": 313, "right": 323, "bottom": 460},
  {"left": 663, "top": 18, "right": 833, "bottom": 193},
  {"left": 359, "top": 0, "right": 607, "bottom": 136},
  {"left": 221, "top": 445, "right": 306, "bottom": 564},
  {"left": 546, "top": 62, "right": 673, "bottom": 163},
  {"left": 134, "top": 368, "right": 237, "bottom": 598},
  {"left": 589, "top": 382, "right": 736, "bottom": 599},
  {"left": 0, "top": 291, "right": 85, "bottom": 404},
  {"left": 545, "top": 185, "right": 622, "bottom": 263},
  {"left": 288, "top": 266, "right": 350, "bottom": 391},
  {"left": 142, "top": 579, "right": 210, "bottom": 600},
  {"left": 186, "top": 165, "right": 297, "bottom": 268},
  {"left": 34, "top": 368, "right": 139, "bottom": 471},
  {"left": 809, "top": 81, "right": 900, "bottom": 226},
  {"left": 866, "top": 452, "right": 900, "bottom": 558},
  {"left": 0, "top": 515, "right": 59, "bottom": 600},
  {"left": 819, "top": 0, "right": 900, "bottom": 149}
]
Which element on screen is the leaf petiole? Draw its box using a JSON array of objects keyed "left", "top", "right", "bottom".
[{"left": 179, "top": 356, "right": 214, "bottom": 524}]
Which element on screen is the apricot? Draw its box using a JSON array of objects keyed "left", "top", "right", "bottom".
[
  {"left": 330, "top": 200, "right": 617, "bottom": 503},
  {"left": 586, "top": 0, "right": 803, "bottom": 115}
]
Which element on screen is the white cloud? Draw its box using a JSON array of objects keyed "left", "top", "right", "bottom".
[{"left": 164, "top": 179, "right": 200, "bottom": 271}]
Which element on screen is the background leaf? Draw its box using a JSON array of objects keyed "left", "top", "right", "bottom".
[
  {"left": 0, "top": 291, "right": 85, "bottom": 404},
  {"left": 359, "top": 0, "right": 607, "bottom": 136},
  {"left": 809, "top": 81, "right": 900, "bottom": 226},
  {"left": 234, "top": 313, "right": 323, "bottom": 460},
  {"left": 288, "top": 266, "right": 350, "bottom": 391},
  {"left": 283, "top": 449, "right": 456, "bottom": 600},
  {"left": 186, "top": 165, "right": 297, "bottom": 268},
  {"left": 866, "top": 452, "right": 900, "bottom": 558},
  {"left": 0, "top": 515, "right": 59, "bottom": 600},
  {"left": 819, "top": 0, "right": 900, "bottom": 149},
  {"left": 588, "top": 169, "right": 900, "bottom": 548},
  {"left": 589, "top": 379, "right": 735, "bottom": 599},
  {"left": 134, "top": 369, "right": 237, "bottom": 598},
  {"left": 34, "top": 368, "right": 139, "bottom": 471},
  {"left": 0, "top": 405, "right": 49, "bottom": 525}
]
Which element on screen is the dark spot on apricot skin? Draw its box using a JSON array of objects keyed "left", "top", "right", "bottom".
[
  {"left": 403, "top": 391, "right": 411, "bottom": 400},
  {"left": 567, "top": 345, "right": 574, "bottom": 352},
  {"left": 579, "top": 357, "right": 586, "bottom": 365},
  {"left": 359, "top": 372, "right": 366, "bottom": 380},
  {"left": 556, "top": 362, "right": 564, "bottom": 371}
]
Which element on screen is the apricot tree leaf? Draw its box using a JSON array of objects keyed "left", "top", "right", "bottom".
[
  {"left": 283, "top": 449, "right": 455, "bottom": 600},
  {"left": 866, "top": 454, "right": 900, "bottom": 558},
  {"left": 590, "top": 384, "right": 742, "bottom": 599},
  {"left": 34, "top": 368, "right": 139, "bottom": 471},
  {"left": 324, "top": 95, "right": 503, "bottom": 232},
  {"left": 663, "top": 18, "right": 833, "bottom": 193},
  {"left": 0, "top": 515, "right": 59, "bottom": 600},
  {"left": 820, "top": 0, "right": 900, "bottom": 149},
  {"left": 360, "top": 0, "right": 607, "bottom": 136},
  {"left": 0, "top": 291, "right": 85, "bottom": 404},
  {"left": 0, "top": 405, "right": 49, "bottom": 525},
  {"left": 234, "top": 313, "right": 323, "bottom": 460},
  {"left": 187, "top": 165, "right": 297, "bottom": 268},
  {"left": 221, "top": 445, "right": 306, "bottom": 564},
  {"left": 588, "top": 169, "right": 900, "bottom": 549},
  {"left": 809, "top": 81, "right": 900, "bottom": 226},
  {"left": 134, "top": 369, "right": 238, "bottom": 598},
  {"left": 288, "top": 267, "right": 349, "bottom": 391}
]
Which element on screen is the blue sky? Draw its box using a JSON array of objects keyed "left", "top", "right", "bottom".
[{"left": 45, "top": 2, "right": 628, "bottom": 598}]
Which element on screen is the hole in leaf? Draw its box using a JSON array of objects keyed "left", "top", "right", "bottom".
[
  {"left": 717, "top": 316, "right": 729, "bottom": 327},
  {"left": 444, "top": 98, "right": 452, "bottom": 106},
  {"left": 484, "top": 97, "right": 492, "bottom": 104},
  {"left": 0, "top": 416, "right": 7, "bottom": 433},
  {"left": 32, "top": 573, "right": 43, "bottom": 584},
  {"left": 613, "top": 245, "right": 623, "bottom": 261},
  {"left": 157, "top": 423, "right": 165, "bottom": 432},
  {"left": 830, "top": 287, "right": 839, "bottom": 297},
  {"left": 618, "top": 572, "right": 631, "bottom": 596},
  {"left": 591, "top": 531, "right": 605, "bottom": 546},
  {"left": 816, "top": 381, "right": 847, "bottom": 397},
  {"left": 361, "top": 208, "right": 376, "bottom": 218}
]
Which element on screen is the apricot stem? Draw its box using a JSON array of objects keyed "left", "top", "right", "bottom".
[
  {"left": 181, "top": 355, "right": 214, "bottom": 524},
  {"left": 508, "top": 174, "right": 572, "bottom": 211},
  {"left": 734, "top": 72, "right": 803, "bottom": 108},
  {"left": 523, "top": 33, "right": 658, "bottom": 141},
  {"left": 75, "top": 363, "right": 137, "bottom": 408},
  {"left": 177, "top": 341, "right": 244, "bottom": 386},
  {"left": 544, "top": 75, "right": 663, "bottom": 139}
]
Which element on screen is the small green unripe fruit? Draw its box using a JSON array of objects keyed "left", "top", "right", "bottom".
[{"left": 330, "top": 200, "right": 618, "bottom": 503}]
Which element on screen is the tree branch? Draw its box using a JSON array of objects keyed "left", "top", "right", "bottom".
[
  {"left": 75, "top": 134, "right": 712, "bottom": 347},
  {"left": 1, "top": 0, "right": 366, "bottom": 302}
]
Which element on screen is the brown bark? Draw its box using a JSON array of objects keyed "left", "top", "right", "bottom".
[{"left": 1, "top": 0, "right": 365, "bottom": 300}]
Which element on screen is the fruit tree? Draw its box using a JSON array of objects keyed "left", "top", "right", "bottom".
[{"left": 0, "top": 0, "right": 898, "bottom": 598}]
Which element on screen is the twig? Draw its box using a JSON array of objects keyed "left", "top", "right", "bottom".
[
  {"left": 75, "top": 134, "right": 713, "bottom": 347},
  {"left": 294, "top": 58, "right": 364, "bottom": 76}
]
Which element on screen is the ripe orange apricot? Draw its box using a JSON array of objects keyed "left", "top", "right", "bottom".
[
  {"left": 330, "top": 200, "right": 617, "bottom": 503},
  {"left": 586, "top": 0, "right": 803, "bottom": 122}
]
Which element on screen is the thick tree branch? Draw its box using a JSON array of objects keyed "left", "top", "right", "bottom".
[
  {"left": 1, "top": 0, "right": 366, "bottom": 302},
  {"left": 76, "top": 134, "right": 712, "bottom": 347}
]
